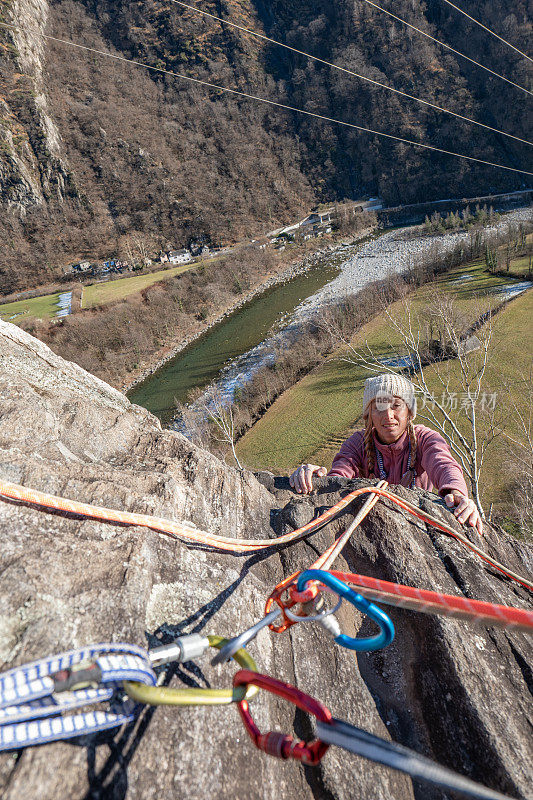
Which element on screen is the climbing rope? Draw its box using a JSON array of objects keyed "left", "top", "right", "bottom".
[
  {"left": 314, "top": 716, "right": 513, "bottom": 800},
  {"left": 213, "top": 477, "right": 531, "bottom": 662},
  {"left": 263, "top": 484, "right": 532, "bottom": 638},
  {"left": 0, "top": 477, "right": 360, "bottom": 552},
  {"left": 329, "top": 570, "right": 533, "bottom": 632},
  {"left": 0, "top": 477, "right": 529, "bottom": 795},
  {"left": 218, "top": 562, "right": 532, "bottom": 667},
  {"left": 2, "top": 479, "right": 530, "bottom": 590}
]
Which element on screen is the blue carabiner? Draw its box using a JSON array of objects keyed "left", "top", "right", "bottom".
[{"left": 296, "top": 569, "right": 395, "bottom": 652}]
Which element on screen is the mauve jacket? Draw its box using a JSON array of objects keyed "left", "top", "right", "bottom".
[{"left": 328, "top": 424, "right": 468, "bottom": 497}]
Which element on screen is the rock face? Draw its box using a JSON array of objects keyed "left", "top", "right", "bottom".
[
  {"left": 0, "top": 318, "right": 531, "bottom": 800},
  {"left": 1, "top": 0, "right": 73, "bottom": 212}
]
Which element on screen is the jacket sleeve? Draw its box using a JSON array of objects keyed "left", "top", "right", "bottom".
[
  {"left": 419, "top": 428, "right": 469, "bottom": 497},
  {"left": 328, "top": 433, "right": 365, "bottom": 480}
]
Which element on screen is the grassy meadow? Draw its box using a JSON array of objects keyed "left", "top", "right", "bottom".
[
  {"left": 81, "top": 259, "right": 215, "bottom": 308},
  {"left": 0, "top": 292, "right": 61, "bottom": 322},
  {"left": 235, "top": 257, "right": 532, "bottom": 522}
]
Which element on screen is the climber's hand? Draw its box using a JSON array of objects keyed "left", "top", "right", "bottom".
[
  {"left": 444, "top": 492, "right": 483, "bottom": 536},
  {"left": 289, "top": 464, "right": 327, "bottom": 494}
]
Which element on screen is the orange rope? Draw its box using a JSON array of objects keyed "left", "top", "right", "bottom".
[
  {"left": 0, "top": 479, "right": 363, "bottom": 553},
  {"left": 1, "top": 479, "right": 531, "bottom": 591},
  {"left": 265, "top": 487, "right": 532, "bottom": 632}
]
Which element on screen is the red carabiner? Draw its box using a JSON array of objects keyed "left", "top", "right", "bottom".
[
  {"left": 264, "top": 586, "right": 299, "bottom": 633},
  {"left": 233, "top": 669, "right": 333, "bottom": 766},
  {"left": 265, "top": 577, "right": 321, "bottom": 633}
]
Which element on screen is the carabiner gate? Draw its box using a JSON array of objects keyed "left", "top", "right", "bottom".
[{"left": 296, "top": 570, "right": 395, "bottom": 652}]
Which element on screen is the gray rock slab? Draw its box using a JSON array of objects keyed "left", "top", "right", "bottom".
[{"left": 0, "top": 320, "right": 531, "bottom": 799}]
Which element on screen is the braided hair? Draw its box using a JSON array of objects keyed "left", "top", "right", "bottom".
[
  {"left": 407, "top": 418, "right": 417, "bottom": 465},
  {"left": 363, "top": 413, "right": 376, "bottom": 478}
]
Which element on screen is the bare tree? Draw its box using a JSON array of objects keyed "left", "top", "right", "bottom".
[
  {"left": 123, "top": 233, "right": 150, "bottom": 266},
  {"left": 500, "top": 366, "right": 533, "bottom": 535},
  {"left": 322, "top": 291, "right": 502, "bottom": 516},
  {"left": 202, "top": 388, "right": 243, "bottom": 471}
]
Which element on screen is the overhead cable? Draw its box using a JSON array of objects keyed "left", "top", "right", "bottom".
[
  {"left": 360, "top": 0, "right": 532, "bottom": 97},
  {"left": 441, "top": 0, "right": 533, "bottom": 64},
  {"left": 169, "top": 0, "right": 533, "bottom": 147},
  {"left": 0, "top": 22, "right": 531, "bottom": 177}
]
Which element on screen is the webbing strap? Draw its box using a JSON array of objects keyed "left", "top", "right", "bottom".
[
  {"left": 0, "top": 687, "right": 114, "bottom": 724},
  {"left": 0, "top": 643, "right": 156, "bottom": 751},
  {"left": 0, "top": 708, "right": 136, "bottom": 750}
]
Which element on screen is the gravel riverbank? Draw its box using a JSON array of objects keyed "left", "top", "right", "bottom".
[
  {"left": 182, "top": 207, "right": 532, "bottom": 414},
  {"left": 292, "top": 206, "right": 533, "bottom": 323}
]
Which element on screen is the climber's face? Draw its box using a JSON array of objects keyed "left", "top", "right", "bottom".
[{"left": 371, "top": 396, "right": 410, "bottom": 444}]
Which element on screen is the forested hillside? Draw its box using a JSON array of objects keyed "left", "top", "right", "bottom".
[{"left": 0, "top": 0, "right": 531, "bottom": 291}]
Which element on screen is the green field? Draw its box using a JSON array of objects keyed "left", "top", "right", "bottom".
[
  {"left": 81, "top": 260, "right": 209, "bottom": 308},
  {"left": 0, "top": 292, "right": 61, "bottom": 322},
  {"left": 504, "top": 254, "right": 531, "bottom": 278},
  {"left": 236, "top": 259, "right": 532, "bottom": 517},
  {"left": 438, "top": 256, "right": 529, "bottom": 310},
  {"left": 492, "top": 231, "right": 533, "bottom": 279}
]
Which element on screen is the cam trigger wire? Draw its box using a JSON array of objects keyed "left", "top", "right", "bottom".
[
  {"left": 234, "top": 670, "right": 516, "bottom": 800},
  {"left": 0, "top": 21, "right": 531, "bottom": 177},
  {"left": 170, "top": 0, "right": 533, "bottom": 147},
  {"left": 315, "top": 717, "right": 514, "bottom": 800}
]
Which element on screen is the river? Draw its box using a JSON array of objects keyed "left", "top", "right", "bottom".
[
  {"left": 127, "top": 207, "right": 532, "bottom": 427},
  {"left": 127, "top": 243, "right": 360, "bottom": 425}
]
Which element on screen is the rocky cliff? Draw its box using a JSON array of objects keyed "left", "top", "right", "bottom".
[{"left": 0, "top": 317, "right": 532, "bottom": 799}]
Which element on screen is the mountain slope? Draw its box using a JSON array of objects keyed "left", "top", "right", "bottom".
[{"left": 0, "top": 0, "right": 531, "bottom": 291}]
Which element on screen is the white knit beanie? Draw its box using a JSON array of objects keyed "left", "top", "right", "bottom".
[{"left": 363, "top": 374, "right": 417, "bottom": 419}]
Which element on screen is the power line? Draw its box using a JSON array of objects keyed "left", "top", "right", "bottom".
[
  {"left": 0, "top": 21, "right": 531, "bottom": 177},
  {"left": 169, "top": 0, "right": 533, "bottom": 147},
  {"left": 360, "top": 0, "right": 532, "bottom": 97},
  {"left": 441, "top": 0, "right": 533, "bottom": 64}
]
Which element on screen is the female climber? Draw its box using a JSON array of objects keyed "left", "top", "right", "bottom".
[{"left": 289, "top": 373, "right": 483, "bottom": 535}]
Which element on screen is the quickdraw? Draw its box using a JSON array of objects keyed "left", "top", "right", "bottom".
[
  {"left": 124, "top": 635, "right": 259, "bottom": 706},
  {"left": 0, "top": 634, "right": 260, "bottom": 752},
  {"left": 233, "top": 670, "right": 514, "bottom": 800},
  {"left": 0, "top": 474, "right": 531, "bottom": 797}
]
